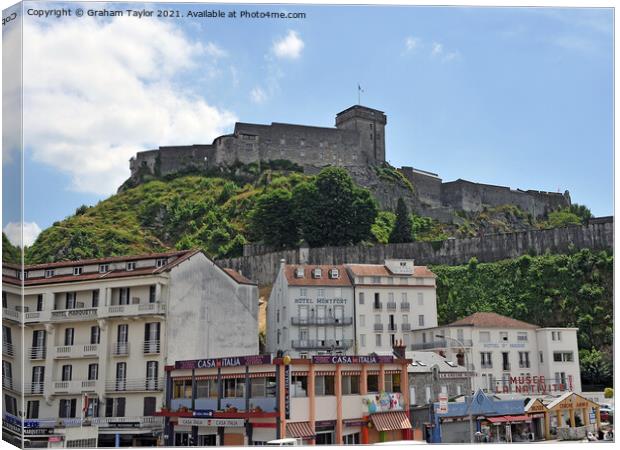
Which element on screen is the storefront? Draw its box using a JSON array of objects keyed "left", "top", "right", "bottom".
[
  {"left": 545, "top": 392, "right": 601, "bottom": 440},
  {"left": 524, "top": 398, "right": 549, "bottom": 440}
]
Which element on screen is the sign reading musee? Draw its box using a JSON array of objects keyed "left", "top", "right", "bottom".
[
  {"left": 178, "top": 418, "right": 244, "bottom": 427},
  {"left": 312, "top": 355, "right": 394, "bottom": 364},
  {"left": 175, "top": 354, "right": 272, "bottom": 370}
]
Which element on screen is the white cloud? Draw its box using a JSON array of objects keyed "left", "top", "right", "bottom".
[
  {"left": 431, "top": 42, "right": 443, "bottom": 56},
  {"left": 2, "top": 7, "right": 22, "bottom": 166},
  {"left": 4, "top": 222, "right": 42, "bottom": 247},
  {"left": 442, "top": 51, "right": 460, "bottom": 62},
  {"left": 22, "top": 18, "right": 237, "bottom": 195},
  {"left": 272, "top": 30, "right": 304, "bottom": 60},
  {"left": 404, "top": 36, "right": 419, "bottom": 52},
  {"left": 250, "top": 87, "right": 267, "bottom": 104},
  {"left": 205, "top": 42, "right": 228, "bottom": 58}
]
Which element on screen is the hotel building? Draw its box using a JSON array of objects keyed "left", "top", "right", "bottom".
[{"left": 2, "top": 250, "right": 259, "bottom": 447}]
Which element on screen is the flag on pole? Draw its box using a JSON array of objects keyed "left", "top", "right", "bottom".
[{"left": 357, "top": 84, "right": 364, "bottom": 104}]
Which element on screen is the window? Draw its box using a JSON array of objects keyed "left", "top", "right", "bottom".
[
  {"left": 552, "top": 331, "right": 562, "bottom": 341},
  {"left": 300, "top": 288, "right": 308, "bottom": 297},
  {"left": 401, "top": 292, "right": 408, "bottom": 303},
  {"left": 26, "top": 400, "right": 40, "bottom": 419},
  {"left": 126, "top": 262, "right": 136, "bottom": 271},
  {"left": 425, "top": 387, "right": 432, "bottom": 403},
  {"left": 313, "top": 268, "right": 322, "bottom": 279},
  {"left": 359, "top": 314, "right": 366, "bottom": 327},
  {"left": 402, "top": 314, "right": 409, "bottom": 324},
  {"left": 116, "top": 363, "right": 127, "bottom": 390},
  {"left": 119, "top": 287, "right": 130, "bottom": 305},
  {"left": 276, "top": 309, "right": 280, "bottom": 323},
  {"left": 105, "top": 397, "right": 125, "bottom": 418},
  {"left": 145, "top": 323, "right": 161, "bottom": 353},
  {"left": 372, "top": 276, "right": 381, "bottom": 284},
  {"left": 156, "top": 258, "right": 167, "bottom": 268},
  {"left": 64, "top": 328, "right": 75, "bottom": 346},
  {"left": 480, "top": 352, "right": 492, "bottom": 368},
  {"left": 359, "top": 292, "right": 365, "bottom": 304},
  {"left": 295, "top": 267, "right": 304, "bottom": 278},
  {"left": 500, "top": 332, "right": 508, "bottom": 342},
  {"left": 61, "top": 365, "right": 72, "bottom": 381},
  {"left": 553, "top": 352, "right": 574, "bottom": 362},
  {"left": 479, "top": 331, "right": 491, "bottom": 343},
  {"left": 224, "top": 378, "right": 245, "bottom": 398},
  {"left": 517, "top": 332, "right": 528, "bottom": 341},
  {"left": 99, "top": 264, "right": 109, "bottom": 273},
  {"left": 59, "top": 399, "right": 77, "bottom": 418},
  {"left": 555, "top": 372, "right": 567, "bottom": 386},
  {"left": 3, "top": 326, "right": 12, "bottom": 348},
  {"left": 173, "top": 380, "right": 193, "bottom": 399},
  {"left": 367, "top": 374, "right": 379, "bottom": 392},
  {"left": 539, "top": 351, "right": 544, "bottom": 364},
  {"left": 73, "top": 267, "right": 83, "bottom": 276},
  {"left": 149, "top": 285, "right": 157, "bottom": 303},
  {"left": 45, "top": 270, "right": 54, "bottom": 278},
  {"left": 195, "top": 379, "right": 219, "bottom": 398},
  {"left": 2, "top": 361, "right": 13, "bottom": 385},
  {"left": 341, "top": 375, "right": 360, "bottom": 395},
  {"left": 360, "top": 334, "right": 366, "bottom": 347},
  {"left": 92, "top": 290, "right": 99, "bottom": 308},
  {"left": 143, "top": 397, "right": 157, "bottom": 416},
  {"left": 317, "top": 288, "right": 325, "bottom": 298},
  {"left": 291, "top": 375, "right": 308, "bottom": 397},
  {"left": 65, "top": 292, "right": 76, "bottom": 309},
  {"left": 375, "top": 334, "right": 382, "bottom": 347},
  {"left": 146, "top": 361, "right": 159, "bottom": 389},
  {"left": 388, "top": 292, "right": 395, "bottom": 302},
  {"left": 315, "top": 375, "right": 335, "bottom": 396},
  {"left": 36, "top": 294, "right": 44, "bottom": 311},
  {"left": 418, "top": 315, "right": 425, "bottom": 326},
  {"left": 343, "top": 433, "right": 360, "bottom": 445},
  {"left": 90, "top": 326, "right": 100, "bottom": 344},
  {"left": 519, "top": 352, "right": 530, "bottom": 368},
  {"left": 88, "top": 363, "right": 99, "bottom": 380},
  {"left": 329, "top": 268, "right": 340, "bottom": 279},
  {"left": 374, "top": 293, "right": 381, "bottom": 308},
  {"left": 117, "top": 324, "right": 128, "bottom": 344},
  {"left": 251, "top": 377, "right": 276, "bottom": 397}
]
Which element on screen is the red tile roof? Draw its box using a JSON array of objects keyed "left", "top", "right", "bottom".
[
  {"left": 21, "top": 250, "right": 191, "bottom": 270},
  {"left": 223, "top": 268, "right": 257, "bottom": 286},
  {"left": 446, "top": 312, "right": 538, "bottom": 329},
  {"left": 346, "top": 264, "right": 436, "bottom": 278},
  {"left": 284, "top": 265, "right": 352, "bottom": 286}
]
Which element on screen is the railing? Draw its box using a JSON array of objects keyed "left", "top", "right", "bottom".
[
  {"left": 374, "top": 323, "right": 384, "bottom": 332},
  {"left": 24, "top": 382, "right": 45, "bottom": 395},
  {"left": 409, "top": 339, "right": 474, "bottom": 351},
  {"left": 51, "top": 308, "right": 98, "bottom": 322},
  {"left": 291, "top": 339, "right": 354, "bottom": 350},
  {"left": 54, "top": 344, "right": 100, "bottom": 359},
  {"left": 519, "top": 362, "right": 530, "bottom": 369},
  {"left": 2, "top": 308, "right": 20, "bottom": 321},
  {"left": 481, "top": 362, "right": 493, "bottom": 369},
  {"left": 373, "top": 302, "right": 383, "bottom": 311},
  {"left": 103, "top": 302, "right": 166, "bottom": 318},
  {"left": 105, "top": 377, "right": 164, "bottom": 392},
  {"left": 111, "top": 342, "right": 130, "bottom": 356},
  {"left": 400, "top": 302, "right": 410, "bottom": 312},
  {"left": 2, "top": 376, "right": 15, "bottom": 390},
  {"left": 29, "top": 347, "right": 47, "bottom": 360},
  {"left": 143, "top": 340, "right": 161, "bottom": 354},
  {"left": 290, "top": 317, "right": 353, "bottom": 326},
  {"left": 401, "top": 323, "right": 411, "bottom": 332},
  {"left": 387, "top": 324, "right": 397, "bottom": 332},
  {"left": 502, "top": 363, "right": 511, "bottom": 371},
  {"left": 52, "top": 379, "right": 97, "bottom": 394},
  {"left": 3, "top": 342, "right": 14, "bottom": 357},
  {"left": 386, "top": 302, "right": 397, "bottom": 311},
  {"left": 92, "top": 416, "right": 164, "bottom": 427},
  {"left": 24, "top": 311, "right": 50, "bottom": 323}
]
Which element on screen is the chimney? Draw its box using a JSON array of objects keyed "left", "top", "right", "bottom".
[
  {"left": 393, "top": 338, "right": 406, "bottom": 359},
  {"left": 280, "top": 259, "right": 286, "bottom": 271}
]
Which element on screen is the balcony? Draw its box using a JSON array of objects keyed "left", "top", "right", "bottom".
[
  {"left": 409, "top": 339, "right": 473, "bottom": 351},
  {"left": 29, "top": 347, "right": 47, "bottom": 360},
  {"left": 2, "top": 308, "right": 20, "bottom": 322},
  {"left": 481, "top": 362, "right": 493, "bottom": 369},
  {"left": 373, "top": 302, "right": 383, "bottom": 311},
  {"left": 2, "top": 376, "right": 15, "bottom": 391},
  {"left": 105, "top": 377, "right": 164, "bottom": 392},
  {"left": 54, "top": 344, "right": 100, "bottom": 359},
  {"left": 519, "top": 362, "right": 530, "bottom": 369},
  {"left": 291, "top": 339, "right": 354, "bottom": 350},
  {"left": 52, "top": 379, "right": 97, "bottom": 394},
  {"left": 51, "top": 307, "right": 98, "bottom": 322},
  {"left": 24, "top": 382, "right": 45, "bottom": 395},
  {"left": 502, "top": 363, "right": 511, "bottom": 371},
  {"left": 24, "top": 310, "right": 51, "bottom": 323},
  {"left": 387, "top": 324, "right": 397, "bottom": 332},
  {"left": 102, "top": 302, "right": 166, "bottom": 318},
  {"left": 400, "top": 302, "right": 410, "bottom": 312},
  {"left": 386, "top": 301, "right": 397, "bottom": 311},
  {"left": 401, "top": 323, "right": 411, "bottom": 332},
  {"left": 3, "top": 342, "right": 14, "bottom": 357},
  {"left": 373, "top": 323, "right": 384, "bottom": 332},
  {"left": 92, "top": 416, "right": 163, "bottom": 428},
  {"left": 290, "top": 317, "right": 353, "bottom": 326},
  {"left": 143, "top": 340, "right": 160, "bottom": 355},
  {"left": 111, "top": 342, "right": 130, "bottom": 356}
]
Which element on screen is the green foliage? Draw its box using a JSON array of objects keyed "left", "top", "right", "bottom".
[
  {"left": 544, "top": 209, "right": 583, "bottom": 228},
  {"left": 250, "top": 189, "right": 299, "bottom": 248},
  {"left": 569, "top": 204, "right": 593, "bottom": 223},
  {"left": 604, "top": 387, "right": 613, "bottom": 399},
  {"left": 579, "top": 349, "right": 613, "bottom": 387},
  {"left": 389, "top": 198, "right": 413, "bottom": 243},
  {"left": 411, "top": 214, "right": 435, "bottom": 240},
  {"left": 2, "top": 233, "right": 21, "bottom": 263},
  {"left": 374, "top": 166, "right": 414, "bottom": 192},
  {"left": 371, "top": 211, "right": 396, "bottom": 244}
]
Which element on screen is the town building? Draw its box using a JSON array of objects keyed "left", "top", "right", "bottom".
[
  {"left": 161, "top": 353, "right": 412, "bottom": 446},
  {"left": 2, "top": 250, "right": 259, "bottom": 448},
  {"left": 410, "top": 312, "right": 582, "bottom": 395},
  {"left": 266, "top": 259, "right": 438, "bottom": 358}
]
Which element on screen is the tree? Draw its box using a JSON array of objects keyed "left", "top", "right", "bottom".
[
  {"left": 569, "top": 204, "right": 593, "bottom": 223},
  {"left": 389, "top": 198, "right": 413, "bottom": 243},
  {"left": 371, "top": 211, "right": 396, "bottom": 244},
  {"left": 250, "top": 189, "right": 299, "bottom": 248},
  {"left": 2, "top": 233, "right": 21, "bottom": 263},
  {"left": 579, "top": 349, "right": 613, "bottom": 387}
]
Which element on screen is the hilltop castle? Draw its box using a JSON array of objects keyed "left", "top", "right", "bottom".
[{"left": 127, "top": 105, "right": 570, "bottom": 219}]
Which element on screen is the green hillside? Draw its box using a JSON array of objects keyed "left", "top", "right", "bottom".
[{"left": 2, "top": 233, "right": 21, "bottom": 264}]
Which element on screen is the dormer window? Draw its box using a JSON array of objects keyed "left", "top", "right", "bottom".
[
  {"left": 156, "top": 258, "right": 168, "bottom": 268},
  {"left": 73, "top": 267, "right": 83, "bottom": 276},
  {"left": 313, "top": 268, "right": 322, "bottom": 279},
  {"left": 126, "top": 262, "right": 136, "bottom": 271},
  {"left": 329, "top": 268, "right": 340, "bottom": 279},
  {"left": 45, "top": 270, "right": 54, "bottom": 279},
  {"left": 99, "top": 264, "right": 109, "bottom": 273},
  {"left": 295, "top": 267, "right": 304, "bottom": 278}
]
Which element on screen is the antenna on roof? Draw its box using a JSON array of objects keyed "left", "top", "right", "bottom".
[{"left": 357, "top": 83, "right": 364, "bottom": 105}]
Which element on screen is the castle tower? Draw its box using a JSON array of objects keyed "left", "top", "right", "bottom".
[{"left": 335, "top": 105, "right": 387, "bottom": 164}]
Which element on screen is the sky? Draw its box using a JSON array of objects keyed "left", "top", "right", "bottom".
[{"left": 2, "top": 1, "right": 614, "bottom": 246}]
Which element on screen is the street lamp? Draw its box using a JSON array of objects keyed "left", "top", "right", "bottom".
[{"left": 436, "top": 334, "right": 474, "bottom": 444}]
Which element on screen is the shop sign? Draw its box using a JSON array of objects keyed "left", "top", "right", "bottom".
[
  {"left": 315, "top": 420, "right": 336, "bottom": 429},
  {"left": 343, "top": 420, "right": 367, "bottom": 427},
  {"left": 178, "top": 418, "right": 245, "bottom": 427},
  {"left": 284, "top": 364, "right": 291, "bottom": 419},
  {"left": 175, "top": 354, "right": 272, "bottom": 370},
  {"left": 438, "top": 394, "right": 448, "bottom": 414},
  {"left": 529, "top": 414, "right": 545, "bottom": 419},
  {"left": 294, "top": 298, "right": 348, "bottom": 305},
  {"left": 48, "top": 436, "right": 62, "bottom": 443},
  {"left": 193, "top": 409, "right": 214, "bottom": 418},
  {"left": 589, "top": 413, "right": 596, "bottom": 423},
  {"left": 362, "top": 392, "right": 404, "bottom": 414},
  {"left": 312, "top": 355, "right": 394, "bottom": 364},
  {"left": 495, "top": 375, "right": 573, "bottom": 394}
]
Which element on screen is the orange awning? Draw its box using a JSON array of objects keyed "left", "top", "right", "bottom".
[
  {"left": 370, "top": 411, "right": 412, "bottom": 431},
  {"left": 286, "top": 422, "right": 315, "bottom": 438}
]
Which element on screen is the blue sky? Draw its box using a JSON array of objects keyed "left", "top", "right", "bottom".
[{"left": 2, "top": 2, "right": 614, "bottom": 245}]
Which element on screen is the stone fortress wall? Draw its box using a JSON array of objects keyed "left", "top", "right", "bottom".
[{"left": 127, "top": 105, "right": 570, "bottom": 218}]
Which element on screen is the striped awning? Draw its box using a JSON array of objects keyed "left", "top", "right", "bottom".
[
  {"left": 292, "top": 371, "right": 308, "bottom": 377},
  {"left": 342, "top": 371, "right": 361, "bottom": 376},
  {"left": 315, "top": 371, "right": 335, "bottom": 376},
  {"left": 286, "top": 421, "right": 315, "bottom": 438},
  {"left": 384, "top": 370, "right": 401, "bottom": 375},
  {"left": 487, "top": 415, "right": 531, "bottom": 424},
  {"left": 370, "top": 411, "right": 412, "bottom": 432}
]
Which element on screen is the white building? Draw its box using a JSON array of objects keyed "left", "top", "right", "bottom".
[
  {"left": 2, "top": 250, "right": 258, "bottom": 447},
  {"left": 266, "top": 259, "right": 438, "bottom": 358},
  {"left": 410, "top": 312, "right": 582, "bottom": 395},
  {"left": 266, "top": 262, "right": 355, "bottom": 358},
  {"left": 346, "top": 260, "right": 438, "bottom": 354}
]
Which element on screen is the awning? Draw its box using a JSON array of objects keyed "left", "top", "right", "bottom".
[
  {"left": 487, "top": 416, "right": 507, "bottom": 424},
  {"left": 504, "top": 415, "right": 531, "bottom": 423},
  {"left": 370, "top": 411, "right": 412, "bottom": 431},
  {"left": 286, "top": 422, "right": 315, "bottom": 438}
]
